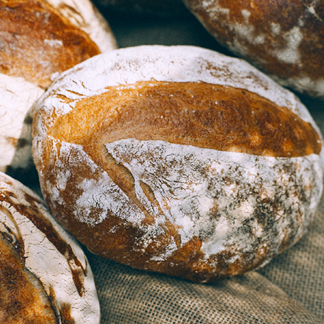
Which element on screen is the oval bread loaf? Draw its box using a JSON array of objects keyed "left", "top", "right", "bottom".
[
  {"left": 0, "top": 0, "right": 117, "bottom": 180},
  {"left": 33, "top": 45, "right": 324, "bottom": 283},
  {"left": 182, "top": 0, "right": 324, "bottom": 99},
  {"left": 0, "top": 171, "right": 100, "bottom": 323}
]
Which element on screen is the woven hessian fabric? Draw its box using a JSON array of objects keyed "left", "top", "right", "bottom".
[{"left": 86, "top": 250, "right": 322, "bottom": 323}]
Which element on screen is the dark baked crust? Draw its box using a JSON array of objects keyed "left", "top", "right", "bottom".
[
  {"left": 0, "top": 234, "right": 58, "bottom": 323},
  {"left": 183, "top": 0, "right": 324, "bottom": 97}
]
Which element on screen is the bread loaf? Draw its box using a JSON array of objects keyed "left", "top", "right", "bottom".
[
  {"left": 0, "top": 0, "right": 117, "bottom": 180},
  {"left": 32, "top": 45, "right": 324, "bottom": 283},
  {"left": 0, "top": 171, "right": 100, "bottom": 323},
  {"left": 182, "top": 0, "right": 324, "bottom": 99}
]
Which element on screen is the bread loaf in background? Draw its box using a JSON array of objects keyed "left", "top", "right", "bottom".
[
  {"left": 0, "top": 171, "right": 100, "bottom": 323},
  {"left": 182, "top": 0, "right": 324, "bottom": 99},
  {"left": 33, "top": 45, "right": 324, "bottom": 283},
  {"left": 0, "top": 0, "right": 117, "bottom": 180}
]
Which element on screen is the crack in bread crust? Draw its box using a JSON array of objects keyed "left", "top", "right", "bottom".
[{"left": 49, "top": 81, "right": 321, "bottom": 158}]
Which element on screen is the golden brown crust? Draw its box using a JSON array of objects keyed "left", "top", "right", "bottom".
[
  {"left": 0, "top": 234, "right": 58, "bottom": 324},
  {"left": 0, "top": 0, "right": 101, "bottom": 88},
  {"left": 49, "top": 81, "right": 321, "bottom": 158}
]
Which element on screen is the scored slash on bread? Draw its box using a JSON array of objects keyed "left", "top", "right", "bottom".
[
  {"left": 0, "top": 171, "right": 100, "bottom": 323},
  {"left": 32, "top": 45, "right": 324, "bottom": 283}
]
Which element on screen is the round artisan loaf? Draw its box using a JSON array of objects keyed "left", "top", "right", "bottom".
[
  {"left": 182, "top": 0, "right": 324, "bottom": 99},
  {"left": 0, "top": 0, "right": 117, "bottom": 180},
  {"left": 0, "top": 171, "right": 100, "bottom": 323},
  {"left": 32, "top": 45, "right": 324, "bottom": 283}
]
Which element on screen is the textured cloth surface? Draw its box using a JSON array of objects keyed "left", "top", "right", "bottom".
[
  {"left": 86, "top": 251, "right": 322, "bottom": 324},
  {"left": 28, "top": 9, "right": 324, "bottom": 324},
  {"left": 258, "top": 198, "right": 324, "bottom": 321}
]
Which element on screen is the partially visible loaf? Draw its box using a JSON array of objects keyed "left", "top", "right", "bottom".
[
  {"left": 183, "top": 0, "right": 324, "bottom": 99},
  {"left": 33, "top": 45, "right": 323, "bottom": 283},
  {"left": 0, "top": 0, "right": 117, "bottom": 179},
  {"left": 0, "top": 171, "right": 100, "bottom": 323}
]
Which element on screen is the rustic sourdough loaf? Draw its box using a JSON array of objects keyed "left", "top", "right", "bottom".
[
  {"left": 0, "top": 0, "right": 117, "bottom": 180},
  {"left": 182, "top": 0, "right": 324, "bottom": 99},
  {"left": 33, "top": 45, "right": 324, "bottom": 283},
  {"left": 0, "top": 171, "right": 100, "bottom": 323}
]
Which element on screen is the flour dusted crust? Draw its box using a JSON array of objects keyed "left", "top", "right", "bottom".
[
  {"left": 44, "top": 0, "right": 117, "bottom": 53},
  {"left": 0, "top": 74, "right": 44, "bottom": 176},
  {"left": 33, "top": 45, "right": 324, "bottom": 283},
  {"left": 0, "top": 171, "right": 100, "bottom": 323},
  {"left": 0, "top": 0, "right": 116, "bottom": 179},
  {"left": 182, "top": 0, "right": 324, "bottom": 98}
]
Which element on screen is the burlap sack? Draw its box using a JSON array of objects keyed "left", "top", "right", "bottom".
[{"left": 86, "top": 250, "right": 322, "bottom": 323}]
